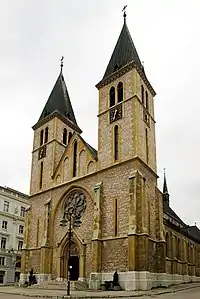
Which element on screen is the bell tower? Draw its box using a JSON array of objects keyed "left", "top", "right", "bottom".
[
  {"left": 30, "top": 63, "right": 82, "bottom": 195},
  {"left": 96, "top": 13, "right": 157, "bottom": 174}
]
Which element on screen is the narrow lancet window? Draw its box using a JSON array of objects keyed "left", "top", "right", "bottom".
[
  {"left": 39, "top": 162, "right": 43, "bottom": 189},
  {"left": 40, "top": 130, "right": 44, "bottom": 146},
  {"left": 166, "top": 232, "right": 169, "bottom": 257},
  {"left": 141, "top": 85, "right": 144, "bottom": 104},
  {"left": 114, "top": 125, "right": 119, "bottom": 161},
  {"left": 109, "top": 87, "right": 115, "bottom": 107},
  {"left": 117, "top": 82, "right": 123, "bottom": 103},
  {"left": 114, "top": 198, "right": 118, "bottom": 236},
  {"left": 73, "top": 140, "right": 78, "bottom": 177},
  {"left": 63, "top": 128, "right": 67, "bottom": 145},
  {"left": 145, "top": 91, "right": 149, "bottom": 110},
  {"left": 44, "top": 127, "right": 48, "bottom": 143}
]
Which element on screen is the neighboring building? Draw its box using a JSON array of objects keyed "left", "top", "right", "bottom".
[
  {"left": 0, "top": 186, "right": 29, "bottom": 284},
  {"left": 20, "top": 12, "right": 200, "bottom": 290}
]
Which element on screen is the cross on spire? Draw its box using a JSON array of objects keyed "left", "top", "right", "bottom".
[
  {"left": 122, "top": 5, "right": 127, "bottom": 19},
  {"left": 60, "top": 56, "right": 64, "bottom": 72}
]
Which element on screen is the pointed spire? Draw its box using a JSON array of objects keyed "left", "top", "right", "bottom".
[
  {"left": 163, "top": 168, "right": 170, "bottom": 207},
  {"left": 33, "top": 61, "right": 82, "bottom": 133},
  {"left": 163, "top": 168, "right": 168, "bottom": 194},
  {"left": 102, "top": 11, "right": 142, "bottom": 80}
]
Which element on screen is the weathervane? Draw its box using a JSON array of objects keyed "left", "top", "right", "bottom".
[
  {"left": 163, "top": 168, "right": 166, "bottom": 175},
  {"left": 122, "top": 5, "right": 127, "bottom": 19},
  {"left": 60, "top": 56, "right": 64, "bottom": 72}
]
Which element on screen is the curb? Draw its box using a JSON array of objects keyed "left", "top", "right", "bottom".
[{"left": 0, "top": 284, "right": 200, "bottom": 298}]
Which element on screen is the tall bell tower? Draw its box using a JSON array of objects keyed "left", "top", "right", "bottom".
[
  {"left": 30, "top": 62, "right": 82, "bottom": 195},
  {"left": 96, "top": 12, "right": 157, "bottom": 174}
]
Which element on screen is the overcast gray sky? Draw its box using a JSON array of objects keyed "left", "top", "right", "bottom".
[{"left": 0, "top": 0, "right": 200, "bottom": 226}]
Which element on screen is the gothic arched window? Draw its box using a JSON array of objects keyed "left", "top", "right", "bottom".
[
  {"left": 114, "top": 125, "right": 119, "bottom": 161},
  {"left": 109, "top": 87, "right": 115, "bottom": 107},
  {"left": 44, "top": 127, "right": 48, "bottom": 143},
  {"left": 73, "top": 140, "right": 78, "bottom": 177},
  {"left": 40, "top": 130, "right": 44, "bottom": 146},
  {"left": 117, "top": 82, "right": 123, "bottom": 103},
  {"left": 141, "top": 85, "right": 144, "bottom": 105},
  {"left": 166, "top": 232, "right": 169, "bottom": 257},
  {"left": 63, "top": 128, "right": 67, "bottom": 145}
]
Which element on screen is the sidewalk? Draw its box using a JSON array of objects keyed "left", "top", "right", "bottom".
[{"left": 0, "top": 282, "right": 200, "bottom": 298}]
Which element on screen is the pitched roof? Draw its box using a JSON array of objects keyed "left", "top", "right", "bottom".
[
  {"left": 182, "top": 225, "right": 200, "bottom": 242},
  {"left": 38, "top": 72, "right": 77, "bottom": 126},
  {"left": 103, "top": 17, "right": 143, "bottom": 80},
  {"left": 164, "top": 205, "right": 186, "bottom": 226},
  {"left": 78, "top": 135, "right": 98, "bottom": 161}
]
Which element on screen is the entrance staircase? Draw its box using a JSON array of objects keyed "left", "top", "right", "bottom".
[{"left": 30, "top": 280, "right": 88, "bottom": 291}]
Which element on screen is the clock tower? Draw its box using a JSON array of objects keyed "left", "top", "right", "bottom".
[{"left": 96, "top": 14, "right": 157, "bottom": 174}]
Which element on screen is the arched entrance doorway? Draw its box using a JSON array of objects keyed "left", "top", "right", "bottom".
[
  {"left": 68, "top": 241, "right": 79, "bottom": 281},
  {"left": 61, "top": 240, "right": 80, "bottom": 281}
]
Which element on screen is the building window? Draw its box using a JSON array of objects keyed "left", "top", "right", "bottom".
[
  {"left": 117, "top": 82, "right": 123, "bottom": 103},
  {"left": 1, "top": 238, "right": 6, "bottom": 249},
  {"left": 73, "top": 141, "right": 78, "bottom": 177},
  {"left": 166, "top": 232, "right": 169, "bottom": 257},
  {"left": 39, "top": 162, "right": 43, "bottom": 189},
  {"left": 114, "top": 125, "right": 119, "bottom": 161},
  {"left": 19, "top": 225, "right": 24, "bottom": 234},
  {"left": 20, "top": 207, "right": 26, "bottom": 217},
  {"left": 2, "top": 221, "right": 7, "bottom": 230},
  {"left": 114, "top": 198, "right": 118, "bottom": 236},
  {"left": 145, "top": 128, "right": 149, "bottom": 164},
  {"left": 44, "top": 127, "right": 48, "bottom": 143},
  {"left": 187, "top": 243, "right": 190, "bottom": 262},
  {"left": 177, "top": 238, "right": 181, "bottom": 260},
  {"left": 109, "top": 86, "right": 115, "bottom": 107},
  {"left": 3, "top": 201, "right": 9, "bottom": 213},
  {"left": 68, "top": 132, "right": 72, "bottom": 143},
  {"left": 141, "top": 85, "right": 144, "bottom": 104},
  {"left": 63, "top": 128, "right": 67, "bottom": 145},
  {"left": 0, "top": 257, "right": 5, "bottom": 266},
  {"left": 18, "top": 241, "right": 23, "bottom": 251},
  {"left": 40, "top": 129, "right": 44, "bottom": 146},
  {"left": 145, "top": 91, "right": 149, "bottom": 110}
]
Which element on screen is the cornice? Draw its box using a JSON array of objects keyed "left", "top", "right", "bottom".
[
  {"left": 0, "top": 211, "right": 25, "bottom": 222},
  {"left": 96, "top": 60, "right": 156, "bottom": 97},
  {"left": 32, "top": 110, "right": 82, "bottom": 134}
]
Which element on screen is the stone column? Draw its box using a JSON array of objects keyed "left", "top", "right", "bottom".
[
  {"left": 171, "top": 234, "right": 177, "bottom": 274},
  {"left": 91, "top": 182, "right": 102, "bottom": 273},
  {"left": 40, "top": 198, "right": 52, "bottom": 277},
  {"left": 128, "top": 171, "right": 149, "bottom": 271},
  {"left": 155, "top": 188, "right": 166, "bottom": 273},
  {"left": 21, "top": 206, "right": 31, "bottom": 275}
]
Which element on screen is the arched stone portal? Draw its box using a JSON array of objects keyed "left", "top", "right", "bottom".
[{"left": 58, "top": 231, "right": 86, "bottom": 281}]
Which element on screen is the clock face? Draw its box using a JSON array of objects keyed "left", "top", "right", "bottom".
[
  {"left": 38, "top": 145, "right": 46, "bottom": 160},
  {"left": 110, "top": 104, "right": 122, "bottom": 123}
]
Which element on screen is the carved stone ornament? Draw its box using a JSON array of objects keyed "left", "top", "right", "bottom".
[{"left": 64, "top": 191, "right": 86, "bottom": 226}]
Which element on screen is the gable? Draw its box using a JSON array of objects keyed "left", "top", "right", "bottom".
[{"left": 52, "top": 133, "right": 97, "bottom": 185}]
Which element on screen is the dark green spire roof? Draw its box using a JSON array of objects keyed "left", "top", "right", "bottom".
[
  {"left": 38, "top": 72, "right": 77, "bottom": 125},
  {"left": 103, "top": 17, "right": 143, "bottom": 80}
]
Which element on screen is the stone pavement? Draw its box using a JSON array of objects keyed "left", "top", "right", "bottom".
[{"left": 0, "top": 283, "right": 200, "bottom": 298}]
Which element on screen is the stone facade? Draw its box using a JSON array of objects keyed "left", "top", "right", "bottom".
[{"left": 20, "top": 17, "right": 200, "bottom": 290}]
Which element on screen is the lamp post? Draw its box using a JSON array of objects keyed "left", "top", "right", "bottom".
[{"left": 60, "top": 191, "right": 86, "bottom": 296}]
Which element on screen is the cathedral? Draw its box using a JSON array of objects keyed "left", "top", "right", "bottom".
[{"left": 20, "top": 13, "right": 200, "bottom": 290}]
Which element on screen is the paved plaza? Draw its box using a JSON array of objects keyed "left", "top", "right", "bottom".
[
  {"left": 0, "top": 283, "right": 200, "bottom": 298},
  {"left": 1, "top": 287, "right": 200, "bottom": 298}
]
